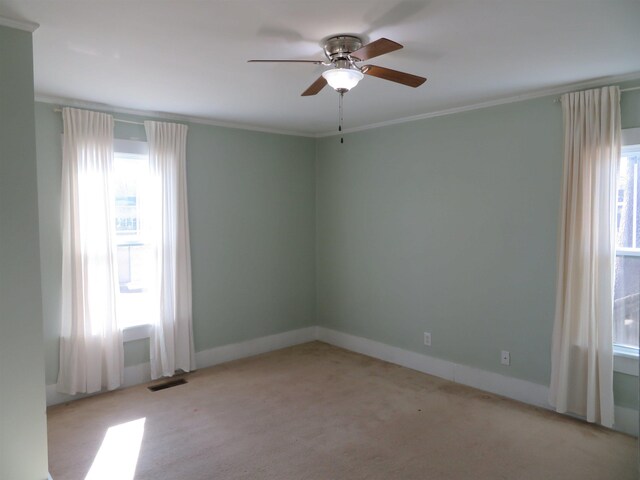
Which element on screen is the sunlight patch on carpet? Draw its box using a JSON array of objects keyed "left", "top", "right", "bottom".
[{"left": 85, "top": 417, "right": 146, "bottom": 480}]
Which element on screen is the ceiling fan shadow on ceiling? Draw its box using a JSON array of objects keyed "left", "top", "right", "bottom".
[{"left": 248, "top": 35, "right": 427, "bottom": 142}]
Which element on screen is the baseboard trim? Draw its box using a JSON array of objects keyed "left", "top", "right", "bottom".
[
  {"left": 194, "top": 326, "right": 317, "bottom": 369},
  {"left": 316, "top": 327, "right": 638, "bottom": 436},
  {"left": 46, "top": 326, "right": 317, "bottom": 406},
  {"left": 46, "top": 361, "right": 153, "bottom": 406},
  {"left": 316, "top": 327, "right": 550, "bottom": 407}
]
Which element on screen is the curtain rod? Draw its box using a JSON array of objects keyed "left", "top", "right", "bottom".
[
  {"left": 53, "top": 108, "right": 144, "bottom": 126},
  {"left": 553, "top": 85, "right": 640, "bottom": 103}
]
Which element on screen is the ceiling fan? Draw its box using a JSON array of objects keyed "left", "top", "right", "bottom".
[{"left": 248, "top": 35, "right": 427, "bottom": 96}]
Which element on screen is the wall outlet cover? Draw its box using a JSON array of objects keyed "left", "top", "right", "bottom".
[
  {"left": 424, "top": 332, "right": 431, "bottom": 346},
  {"left": 501, "top": 350, "right": 510, "bottom": 366}
]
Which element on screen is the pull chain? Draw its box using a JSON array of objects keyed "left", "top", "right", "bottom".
[{"left": 338, "top": 91, "right": 344, "bottom": 144}]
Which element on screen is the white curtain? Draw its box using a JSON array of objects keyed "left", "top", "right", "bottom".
[
  {"left": 58, "top": 107, "right": 123, "bottom": 395},
  {"left": 144, "top": 120, "right": 195, "bottom": 379},
  {"left": 549, "top": 86, "right": 621, "bottom": 427}
]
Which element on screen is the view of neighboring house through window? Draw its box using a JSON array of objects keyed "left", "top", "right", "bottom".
[
  {"left": 113, "top": 144, "right": 155, "bottom": 330},
  {"left": 614, "top": 143, "right": 640, "bottom": 349}
]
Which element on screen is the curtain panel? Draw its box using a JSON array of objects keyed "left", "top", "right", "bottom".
[
  {"left": 549, "top": 86, "right": 621, "bottom": 427},
  {"left": 144, "top": 120, "right": 195, "bottom": 379},
  {"left": 57, "top": 107, "right": 123, "bottom": 395}
]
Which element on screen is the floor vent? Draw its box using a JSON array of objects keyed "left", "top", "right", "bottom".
[{"left": 148, "top": 378, "right": 187, "bottom": 392}]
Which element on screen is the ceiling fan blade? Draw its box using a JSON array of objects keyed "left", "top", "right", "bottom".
[
  {"left": 362, "top": 65, "right": 426, "bottom": 88},
  {"left": 301, "top": 76, "right": 327, "bottom": 96},
  {"left": 248, "top": 59, "right": 324, "bottom": 64},
  {"left": 350, "top": 38, "right": 403, "bottom": 61}
]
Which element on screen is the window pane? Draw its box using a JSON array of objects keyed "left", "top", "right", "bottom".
[
  {"left": 615, "top": 156, "right": 637, "bottom": 249},
  {"left": 117, "top": 243, "right": 152, "bottom": 292},
  {"left": 613, "top": 254, "right": 639, "bottom": 348}
]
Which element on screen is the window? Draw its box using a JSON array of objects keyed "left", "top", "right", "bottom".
[
  {"left": 614, "top": 142, "right": 640, "bottom": 350},
  {"left": 112, "top": 140, "right": 156, "bottom": 332}
]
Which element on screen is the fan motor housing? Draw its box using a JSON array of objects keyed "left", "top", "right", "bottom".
[{"left": 323, "top": 35, "right": 363, "bottom": 62}]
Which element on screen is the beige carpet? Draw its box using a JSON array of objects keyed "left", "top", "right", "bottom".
[{"left": 47, "top": 342, "right": 637, "bottom": 479}]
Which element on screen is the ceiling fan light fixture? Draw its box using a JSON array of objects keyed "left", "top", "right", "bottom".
[{"left": 322, "top": 68, "right": 364, "bottom": 92}]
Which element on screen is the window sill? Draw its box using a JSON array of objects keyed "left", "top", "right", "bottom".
[
  {"left": 614, "top": 345, "right": 639, "bottom": 376},
  {"left": 122, "top": 323, "right": 152, "bottom": 342}
]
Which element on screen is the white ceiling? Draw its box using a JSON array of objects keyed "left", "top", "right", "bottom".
[{"left": 2, "top": 0, "right": 639, "bottom": 136}]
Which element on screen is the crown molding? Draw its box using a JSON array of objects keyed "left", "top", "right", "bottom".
[
  {"left": 315, "top": 71, "right": 640, "bottom": 138},
  {"left": 0, "top": 16, "right": 39, "bottom": 32},
  {"left": 35, "top": 70, "right": 640, "bottom": 139},
  {"left": 34, "top": 94, "right": 315, "bottom": 138}
]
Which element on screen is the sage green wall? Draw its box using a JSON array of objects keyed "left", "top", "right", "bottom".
[
  {"left": 316, "top": 97, "right": 561, "bottom": 385},
  {"left": 316, "top": 83, "right": 640, "bottom": 409},
  {"left": 0, "top": 26, "right": 49, "bottom": 480},
  {"left": 622, "top": 87, "right": 640, "bottom": 129},
  {"left": 35, "top": 103, "right": 316, "bottom": 385},
  {"left": 614, "top": 371, "right": 639, "bottom": 410}
]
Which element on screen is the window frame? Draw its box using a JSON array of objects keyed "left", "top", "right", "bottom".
[
  {"left": 113, "top": 139, "right": 152, "bottom": 343},
  {"left": 613, "top": 127, "right": 640, "bottom": 376}
]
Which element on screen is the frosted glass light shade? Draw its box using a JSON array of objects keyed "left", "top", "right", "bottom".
[{"left": 322, "top": 68, "right": 364, "bottom": 91}]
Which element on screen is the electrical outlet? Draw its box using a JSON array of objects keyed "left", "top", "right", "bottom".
[
  {"left": 501, "top": 350, "right": 510, "bottom": 366},
  {"left": 424, "top": 332, "right": 431, "bottom": 346}
]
